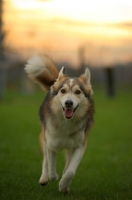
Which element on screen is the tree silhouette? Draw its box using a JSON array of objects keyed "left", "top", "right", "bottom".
[{"left": 0, "top": 0, "right": 6, "bottom": 100}]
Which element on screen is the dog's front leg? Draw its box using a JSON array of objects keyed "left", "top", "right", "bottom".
[
  {"left": 63, "top": 149, "right": 73, "bottom": 175},
  {"left": 59, "top": 146, "right": 85, "bottom": 193},
  {"left": 39, "top": 143, "right": 49, "bottom": 186},
  {"left": 47, "top": 148, "right": 58, "bottom": 181}
]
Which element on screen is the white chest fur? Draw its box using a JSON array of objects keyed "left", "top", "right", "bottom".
[{"left": 46, "top": 118, "right": 85, "bottom": 152}]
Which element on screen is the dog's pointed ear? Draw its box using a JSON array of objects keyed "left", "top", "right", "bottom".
[
  {"left": 56, "top": 66, "right": 67, "bottom": 82},
  {"left": 50, "top": 66, "right": 67, "bottom": 94},
  {"left": 79, "top": 68, "right": 93, "bottom": 95},
  {"left": 79, "top": 68, "right": 91, "bottom": 85}
]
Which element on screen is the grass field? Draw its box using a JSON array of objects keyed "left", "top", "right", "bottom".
[{"left": 0, "top": 87, "right": 132, "bottom": 200}]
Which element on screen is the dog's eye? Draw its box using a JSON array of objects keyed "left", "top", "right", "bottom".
[
  {"left": 75, "top": 90, "right": 81, "bottom": 95},
  {"left": 61, "top": 89, "right": 66, "bottom": 94}
]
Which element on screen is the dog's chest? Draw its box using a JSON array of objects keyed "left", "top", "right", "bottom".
[{"left": 46, "top": 119, "right": 85, "bottom": 152}]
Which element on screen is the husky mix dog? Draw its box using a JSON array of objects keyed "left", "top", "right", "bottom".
[{"left": 25, "top": 54, "right": 94, "bottom": 193}]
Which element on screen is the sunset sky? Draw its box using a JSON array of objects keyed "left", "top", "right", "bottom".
[
  {"left": 11, "top": 0, "right": 132, "bottom": 23},
  {"left": 3, "top": 0, "right": 132, "bottom": 66}
]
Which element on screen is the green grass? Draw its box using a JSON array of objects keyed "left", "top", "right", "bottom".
[{"left": 0, "top": 88, "right": 132, "bottom": 200}]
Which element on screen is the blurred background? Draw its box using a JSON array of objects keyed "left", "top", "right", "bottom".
[
  {"left": 0, "top": 2, "right": 132, "bottom": 199},
  {"left": 0, "top": 0, "right": 132, "bottom": 97}
]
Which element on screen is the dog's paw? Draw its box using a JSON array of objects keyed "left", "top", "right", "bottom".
[
  {"left": 39, "top": 175, "right": 48, "bottom": 186},
  {"left": 49, "top": 173, "right": 59, "bottom": 181},
  {"left": 59, "top": 171, "right": 74, "bottom": 194},
  {"left": 59, "top": 186, "right": 70, "bottom": 194}
]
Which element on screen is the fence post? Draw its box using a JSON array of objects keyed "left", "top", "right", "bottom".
[{"left": 105, "top": 67, "right": 115, "bottom": 97}]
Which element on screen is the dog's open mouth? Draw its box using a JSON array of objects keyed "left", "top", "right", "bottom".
[{"left": 62, "top": 106, "right": 78, "bottom": 119}]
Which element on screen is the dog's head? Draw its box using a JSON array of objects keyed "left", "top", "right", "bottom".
[{"left": 51, "top": 67, "right": 93, "bottom": 119}]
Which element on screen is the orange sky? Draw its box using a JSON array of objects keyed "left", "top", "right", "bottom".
[{"left": 3, "top": 0, "right": 132, "bottom": 66}]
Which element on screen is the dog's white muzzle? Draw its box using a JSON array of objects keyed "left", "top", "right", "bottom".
[{"left": 62, "top": 100, "right": 78, "bottom": 119}]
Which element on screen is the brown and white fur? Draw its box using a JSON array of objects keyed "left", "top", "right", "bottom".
[{"left": 25, "top": 54, "right": 94, "bottom": 193}]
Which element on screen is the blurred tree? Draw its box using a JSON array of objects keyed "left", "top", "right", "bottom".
[{"left": 0, "top": 0, "right": 6, "bottom": 100}]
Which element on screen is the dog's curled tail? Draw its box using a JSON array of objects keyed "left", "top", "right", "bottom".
[{"left": 25, "top": 54, "right": 59, "bottom": 91}]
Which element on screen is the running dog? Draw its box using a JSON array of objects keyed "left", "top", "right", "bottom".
[{"left": 25, "top": 54, "right": 94, "bottom": 193}]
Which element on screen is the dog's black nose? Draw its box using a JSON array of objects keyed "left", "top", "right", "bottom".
[{"left": 65, "top": 100, "right": 73, "bottom": 107}]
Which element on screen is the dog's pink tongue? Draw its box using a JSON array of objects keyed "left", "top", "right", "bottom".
[{"left": 64, "top": 109, "right": 73, "bottom": 118}]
